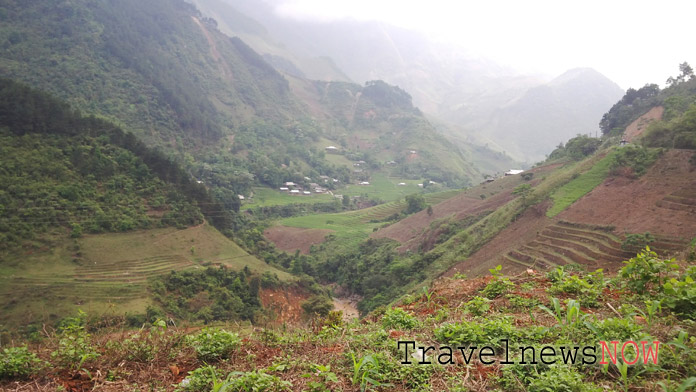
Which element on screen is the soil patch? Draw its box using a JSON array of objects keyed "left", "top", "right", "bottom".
[
  {"left": 624, "top": 106, "right": 664, "bottom": 142},
  {"left": 559, "top": 149, "right": 696, "bottom": 238},
  {"left": 443, "top": 201, "right": 553, "bottom": 278},
  {"left": 264, "top": 226, "right": 334, "bottom": 255},
  {"left": 258, "top": 286, "right": 310, "bottom": 326}
]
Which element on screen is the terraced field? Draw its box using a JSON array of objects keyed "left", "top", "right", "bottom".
[
  {"left": 655, "top": 184, "right": 696, "bottom": 212},
  {"left": 502, "top": 221, "right": 688, "bottom": 272},
  {"left": 0, "top": 223, "right": 288, "bottom": 325}
]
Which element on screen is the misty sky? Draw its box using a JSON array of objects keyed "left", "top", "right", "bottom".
[{"left": 275, "top": 0, "right": 694, "bottom": 90}]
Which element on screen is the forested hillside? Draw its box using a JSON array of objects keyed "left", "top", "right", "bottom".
[{"left": 0, "top": 0, "right": 480, "bottom": 193}]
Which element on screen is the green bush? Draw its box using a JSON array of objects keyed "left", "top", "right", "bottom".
[
  {"left": 663, "top": 267, "right": 696, "bottom": 319},
  {"left": 619, "top": 247, "right": 678, "bottom": 295},
  {"left": 187, "top": 328, "right": 241, "bottom": 362},
  {"left": 622, "top": 232, "right": 656, "bottom": 251},
  {"left": 381, "top": 307, "right": 418, "bottom": 330},
  {"left": 609, "top": 145, "right": 661, "bottom": 177},
  {"left": 177, "top": 365, "right": 219, "bottom": 392},
  {"left": 549, "top": 270, "right": 605, "bottom": 308},
  {"left": 225, "top": 370, "right": 292, "bottom": 391},
  {"left": 435, "top": 317, "right": 518, "bottom": 350},
  {"left": 0, "top": 346, "right": 43, "bottom": 380},
  {"left": 463, "top": 296, "right": 491, "bottom": 316},
  {"left": 301, "top": 295, "right": 334, "bottom": 317},
  {"left": 51, "top": 311, "right": 99, "bottom": 370},
  {"left": 482, "top": 277, "right": 515, "bottom": 299}
]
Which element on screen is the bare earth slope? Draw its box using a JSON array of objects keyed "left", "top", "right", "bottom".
[
  {"left": 444, "top": 150, "right": 696, "bottom": 278},
  {"left": 624, "top": 106, "right": 664, "bottom": 142}
]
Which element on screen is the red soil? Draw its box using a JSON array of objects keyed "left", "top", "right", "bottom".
[
  {"left": 443, "top": 201, "right": 554, "bottom": 278},
  {"left": 258, "top": 286, "right": 310, "bottom": 326},
  {"left": 559, "top": 149, "right": 696, "bottom": 237},
  {"left": 624, "top": 106, "right": 664, "bottom": 142},
  {"left": 263, "top": 226, "right": 333, "bottom": 255},
  {"left": 372, "top": 162, "right": 562, "bottom": 253}
]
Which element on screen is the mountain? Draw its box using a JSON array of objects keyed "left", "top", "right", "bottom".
[
  {"left": 473, "top": 68, "right": 625, "bottom": 162},
  {"left": 0, "top": 0, "right": 482, "bottom": 192},
  {"left": 191, "top": 0, "right": 623, "bottom": 163}
]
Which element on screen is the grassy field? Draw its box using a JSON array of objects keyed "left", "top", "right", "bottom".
[
  {"left": 0, "top": 223, "right": 290, "bottom": 327},
  {"left": 546, "top": 152, "right": 614, "bottom": 217},
  {"left": 242, "top": 174, "right": 430, "bottom": 210},
  {"left": 341, "top": 173, "right": 425, "bottom": 201},
  {"left": 241, "top": 187, "right": 336, "bottom": 209},
  {"left": 277, "top": 189, "right": 463, "bottom": 249}
]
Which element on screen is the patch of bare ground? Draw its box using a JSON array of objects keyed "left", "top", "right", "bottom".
[
  {"left": 443, "top": 201, "right": 553, "bottom": 278},
  {"left": 624, "top": 106, "right": 664, "bottom": 142},
  {"left": 258, "top": 286, "right": 311, "bottom": 326},
  {"left": 559, "top": 149, "right": 696, "bottom": 239},
  {"left": 371, "top": 162, "right": 562, "bottom": 253},
  {"left": 263, "top": 226, "right": 333, "bottom": 255}
]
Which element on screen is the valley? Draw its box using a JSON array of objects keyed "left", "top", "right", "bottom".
[{"left": 1, "top": 0, "right": 696, "bottom": 390}]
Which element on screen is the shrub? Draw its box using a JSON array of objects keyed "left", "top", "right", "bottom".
[
  {"left": 622, "top": 232, "right": 655, "bottom": 251},
  {"left": 663, "top": 266, "right": 696, "bottom": 319},
  {"left": 226, "top": 370, "right": 292, "bottom": 391},
  {"left": 482, "top": 277, "right": 514, "bottom": 299},
  {"left": 0, "top": 346, "right": 43, "bottom": 380},
  {"left": 619, "top": 247, "right": 678, "bottom": 295},
  {"left": 549, "top": 270, "right": 605, "bottom": 307},
  {"left": 187, "top": 328, "right": 241, "bottom": 362},
  {"left": 435, "top": 317, "right": 518, "bottom": 350},
  {"left": 463, "top": 296, "right": 491, "bottom": 316},
  {"left": 177, "top": 365, "right": 219, "bottom": 392},
  {"left": 51, "top": 311, "right": 99, "bottom": 370},
  {"left": 301, "top": 295, "right": 334, "bottom": 317},
  {"left": 381, "top": 307, "right": 418, "bottom": 330}
]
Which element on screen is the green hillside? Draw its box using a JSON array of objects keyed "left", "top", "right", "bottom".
[
  {"left": 0, "top": 78, "right": 291, "bottom": 328},
  {"left": 0, "top": 0, "right": 480, "bottom": 199}
]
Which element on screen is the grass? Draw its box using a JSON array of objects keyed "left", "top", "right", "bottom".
[
  {"left": 0, "top": 223, "right": 291, "bottom": 327},
  {"left": 241, "top": 187, "right": 335, "bottom": 209},
  {"left": 277, "top": 189, "right": 462, "bottom": 250},
  {"left": 546, "top": 152, "right": 615, "bottom": 217},
  {"left": 340, "top": 173, "right": 425, "bottom": 201}
]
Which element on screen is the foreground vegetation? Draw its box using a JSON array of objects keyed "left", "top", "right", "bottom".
[{"left": 1, "top": 248, "right": 695, "bottom": 391}]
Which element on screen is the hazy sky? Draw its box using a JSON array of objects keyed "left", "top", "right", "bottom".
[{"left": 275, "top": 0, "right": 694, "bottom": 90}]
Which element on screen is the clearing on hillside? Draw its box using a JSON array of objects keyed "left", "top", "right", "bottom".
[{"left": 445, "top": 150, "right": 696, "bottom": 278}]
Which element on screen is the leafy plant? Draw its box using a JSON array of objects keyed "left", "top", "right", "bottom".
[
  {"left": 51, "top": 311, "right": 99, "bottom": 370},
  {"left": 619, "top": 247, "right": 678, "bottom": 295},
  {"left": 0, "top": 346, "right": 43, "bottom": 380},
  {"left": 463, "top": 296, "right": 491, "bottom": 316},
  {"left": 663, "top": 267, "right": 696, "bottom": 319},
  {"left": 187, "top": 328, "right": 241, "bottom": 362},
  {"left": 351, "top": 353, "right": 387, "bottom": 392},
  {"left": 381, "top": 308, "right": 418, "bottom": 330}
]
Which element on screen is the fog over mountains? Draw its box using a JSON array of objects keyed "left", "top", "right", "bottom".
[{"left": 191, "top": 0, "right": 625, "bottom": 163}]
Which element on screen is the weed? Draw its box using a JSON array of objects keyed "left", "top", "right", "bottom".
[
  {"left": 51, "top": 311, "right": 99, "bottom": 370},
  {"left": 0, "top": 346, "right": 44, "bottom": 380},
  {"left": 382, "top": 308, "right": 418, "bottom": 330},
  {"left": 462, "top": 296, "right": 491, "bottom": 316},
  {"left": 351, "top": 353, "right": 388, "bottom": 392},
  {"left": 619, "top": 247, "right": 678, "bottom": 295},
  {"left": 187, "top": 328, "right": 241, "bottom": 362}
]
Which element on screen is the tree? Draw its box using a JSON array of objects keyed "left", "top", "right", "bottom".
[{"left": 404, "top": 193, "right": 427, "bottom": 214}]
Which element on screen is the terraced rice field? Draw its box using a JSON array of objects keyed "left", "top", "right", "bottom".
[{"left": 502, "top": 221, "right": 688, "bottom": 272}]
